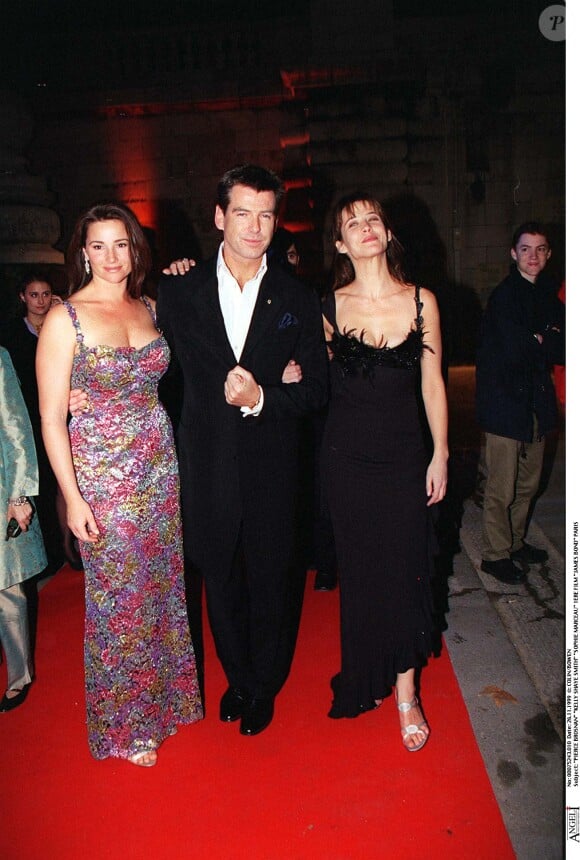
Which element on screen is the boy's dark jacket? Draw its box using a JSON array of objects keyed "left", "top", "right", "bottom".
[{"left": 476, "top": 266, "right": 564, "bottom": 441}]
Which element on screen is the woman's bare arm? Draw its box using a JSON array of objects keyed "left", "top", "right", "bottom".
[
  {"left": 419, "top": 290, "right": 448, "bottom": 506},
  {"left": 36, "top": 305, "right": 100, "bottom": 541}
]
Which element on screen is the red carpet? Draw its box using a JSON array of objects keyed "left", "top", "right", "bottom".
[{"left": 1, "top": 568, "right": 514, "bottom": 859}]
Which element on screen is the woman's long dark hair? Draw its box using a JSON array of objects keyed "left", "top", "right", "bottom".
[
  {"left": 66, "top": 202, "right": 151, "bottom": 298},
  {"left": 330, "top": 192, "right": 406, "bottom": 290}
]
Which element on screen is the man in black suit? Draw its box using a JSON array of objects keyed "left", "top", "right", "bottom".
[{"left": 157, "top": 165, "right": 328, "bottom": 735}]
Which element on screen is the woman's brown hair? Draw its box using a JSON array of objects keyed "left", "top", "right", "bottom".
[
  {"left": 66, "top": 202, "right": 151, "bottom": 298},
  {"left": 330, "top": 192, "right": 406, "bottom": 290}
]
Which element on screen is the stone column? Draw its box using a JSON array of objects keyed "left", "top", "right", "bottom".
[{"left": 0, "top": 90, "right": 63, "bottom": 265}]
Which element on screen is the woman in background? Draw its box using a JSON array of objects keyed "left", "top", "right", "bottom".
[
  {"left": 1, "top": 273, "right": 80, "bottom": 573},
  {"left": 0, "top": 347, "right": 47, "bottom": 712},
  {"left": 37, "top": 202, "right": 202, "bottom": 766}
]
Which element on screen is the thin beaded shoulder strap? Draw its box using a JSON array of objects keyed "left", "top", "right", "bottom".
[
  {"left": 141, "top": 295, "right": 160, "bottom": 331},
  {"left": 414, "top": 285, "right": 424, "bottom": 330},
  {"left": 63, "top": 300, "right": 85, "bottom": 347}
]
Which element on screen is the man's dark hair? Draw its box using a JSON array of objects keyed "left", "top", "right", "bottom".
[
  {"left": 216, "top": 164, "right": 285, "bottom": 214},
  {"left": 511, "top": 221, "right": 550, "bottom": 249}
]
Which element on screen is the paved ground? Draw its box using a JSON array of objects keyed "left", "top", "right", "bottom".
[{"left": 444, "top": 367, "right": 564, "bottom": 859}]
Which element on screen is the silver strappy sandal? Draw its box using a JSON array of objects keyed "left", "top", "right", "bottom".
[{"left": 396, "top": 695, "right": 429, "bottom": 752}]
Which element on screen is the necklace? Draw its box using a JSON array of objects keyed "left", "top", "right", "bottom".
[{"left": 26, "top": 317, "right": 43, "bottom": 336}]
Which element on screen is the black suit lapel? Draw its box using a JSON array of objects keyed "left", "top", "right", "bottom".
[
  {"left": 194, "top": 265, "right": 237, "bottom": 367},
  {"left": 241, "top": 271, "right": 284, "bottom": 362}
]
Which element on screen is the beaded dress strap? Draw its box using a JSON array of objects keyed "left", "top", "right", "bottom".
[
  {"left": 63, "top": 301, "right": 85, "bottom": 346},
  {"left": 141, "top": 295, "right": 160, "bottom": 331},
  {"left": 414, "top": 285, "right": 424, "bottom": 331}
]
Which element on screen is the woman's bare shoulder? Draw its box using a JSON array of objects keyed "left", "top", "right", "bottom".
[
  {"left": 44, "top": 300, "right": 71, "bottom": 325},
  {"left": 416, "top": 284, "right": 436, "bottom": 300},
  {"left": 334, "top": 283, "right": 356, "bottom": 298},
  {"left": 38, "top": 301, "right": 75, "bottom": 346},
  {"left": 64, "top": 287, "right": 94, "bottom": 308}
]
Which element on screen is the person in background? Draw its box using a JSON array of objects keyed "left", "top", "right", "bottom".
[
  {"left": 1, "top": 272, "right": 81, "bottom": 573},
  {"left": 476, "top": 222, "right": 564, "bottom": 584},
  {"left": 36, "top": 202, "right": 203, "bottom": 766},
  {"left": 267, "top": 226, "right": 301, "bottom": 275},
  {"left": 320, "top": 192, "right": 447, "bottom": 751},
  {"left": 0, "top": 347, "right": 47, "bottom": 712}
]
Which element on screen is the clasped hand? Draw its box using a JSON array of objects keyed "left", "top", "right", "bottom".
[
  {"left": 224, "top": 366, "right": 260, "bottom": 408},
  {"left": 69, "top": 359, "right": 303, "bottom": 418}
]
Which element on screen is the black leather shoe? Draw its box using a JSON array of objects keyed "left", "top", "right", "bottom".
[
  {"left": 511, "top": 542, "right": 549, "bottom": 564},
  {"left": 220, "top": 687, "right": 247, "bottom": 722},
  {"left": 314, "top": 570, "right": 337, "bottom": 591},
  {"left": 240, "top": 697, "right": 274, "bottom": 736},
  {"left": 0, "top": 684, "right": 31, "bottom": 712},
  {"left": 481, "top": 558, "right": 526, "bottom": 584}
]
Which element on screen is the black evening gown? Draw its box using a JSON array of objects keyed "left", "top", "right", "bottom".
[{"left": 321, "top": 288, "right": 436, "bottom": 718}]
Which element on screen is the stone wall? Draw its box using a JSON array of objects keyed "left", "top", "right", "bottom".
[{"left": 9, "top": 2, "right": 564, "bottom": 360}]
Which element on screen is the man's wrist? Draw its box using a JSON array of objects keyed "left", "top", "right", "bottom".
[{"left": 241, "top": 385, "right": 264, "bottom": 417}]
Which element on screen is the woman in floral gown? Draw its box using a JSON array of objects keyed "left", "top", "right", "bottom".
[{"left": 37, "top": 203, "right": 202, "bottom": 766}]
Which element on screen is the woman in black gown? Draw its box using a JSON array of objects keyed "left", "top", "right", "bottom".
[{"left": 321, "top": 193, "right": 448, "bottom": 751}]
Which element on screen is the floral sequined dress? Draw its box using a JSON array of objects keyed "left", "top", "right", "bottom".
[
  {"left": 64, "top": 300, "right": 203, "bottom": 759},
  {"left": 321, "top": 289, "right": 435, "bottom": 719}
]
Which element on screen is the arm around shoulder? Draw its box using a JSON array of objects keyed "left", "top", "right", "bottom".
[
  {"left": 156, "top": 267, "right": 199, "bottom": 338},
  {"left": 261, "top": 288, "right": 328, "bottom": 419}
]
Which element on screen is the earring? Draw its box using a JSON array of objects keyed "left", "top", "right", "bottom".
[{"left": 84, "top": 256, "right": 90, "bottom": 275}]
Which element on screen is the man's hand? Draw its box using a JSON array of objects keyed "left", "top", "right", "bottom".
[
  {"left": 224, "top": 366, "right": 261, "bottom": 408},
  {"left": 162, "top": 258, "right": 196, "bottom": 276},
  {"left": 69, "top": 388, "right": 89, "bottom": 416},
  {"left": 282, "top": 359, "right": 302, "bottom": 384}
]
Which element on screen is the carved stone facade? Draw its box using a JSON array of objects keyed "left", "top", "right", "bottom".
[
  {"left": 2, "top": 2, "right": 564, "bottom": 358},
  {"left": 0, "top": 91, "right": 63, "bottom": 264}
]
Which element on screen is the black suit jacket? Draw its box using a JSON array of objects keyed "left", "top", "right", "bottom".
[{"left": 157, "top": 256, "right": 328, "bottom": 570}]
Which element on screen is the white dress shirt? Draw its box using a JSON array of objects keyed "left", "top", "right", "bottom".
[{"left": 217, "top": 243, "right": 266, "bottom": 416}]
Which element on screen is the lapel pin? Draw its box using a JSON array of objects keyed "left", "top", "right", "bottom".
[{"left": 267, "top": 298, "right": 272, "bottom": 304}]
